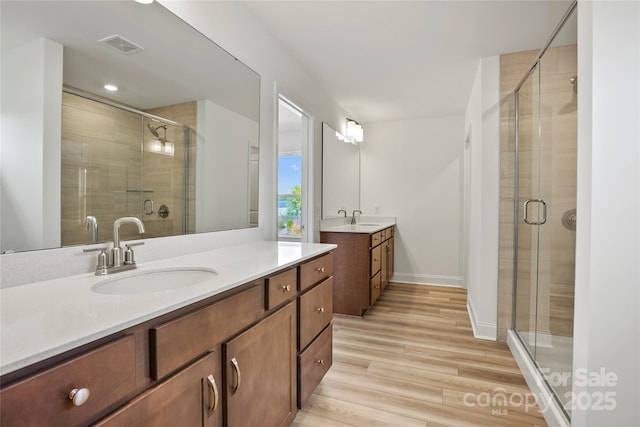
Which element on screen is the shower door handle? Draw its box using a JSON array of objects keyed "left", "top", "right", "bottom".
[
  {"left": 143, "top": 199, "right": 154, "bottom": 215},
  {"left": 523, "top": 199, "right": 547, "bottom": 225}
]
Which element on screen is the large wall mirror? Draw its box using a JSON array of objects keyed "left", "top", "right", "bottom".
[
  {"left": 1, "top": 1, "right": 260, "bottom": 253},
  {"left": 322, "top": 123, "right": 360, "bottom": 218}
]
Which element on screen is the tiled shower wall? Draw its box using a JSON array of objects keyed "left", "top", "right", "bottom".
[
  {"left": 497, "top": 46, "right": 577, "bottom": 341},
  {"left": 145, "top": 102, "right": 197, "bottom": 237},
  {"left": 61, "top": 93, "right": 196, "bottom": 246}
]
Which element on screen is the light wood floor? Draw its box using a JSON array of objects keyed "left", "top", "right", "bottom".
[{"left": 292, "top": 283, "right": 547, "bottom": 427}]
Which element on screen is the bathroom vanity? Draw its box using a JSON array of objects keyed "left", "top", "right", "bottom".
[
  {"left": 0, "top": 242, "right": 334, "bottom": 426},
  {"left": 320, "top": 221, "right": 395, "bottom": 316}
]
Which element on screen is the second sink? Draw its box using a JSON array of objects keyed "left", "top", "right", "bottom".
[{"left": 92, "top": 267, "right": 218, "bottom": 295}]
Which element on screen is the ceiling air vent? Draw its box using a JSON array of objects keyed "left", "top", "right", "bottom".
[{"left": 99, "top": 35, "right": 144, "bottom": 55}]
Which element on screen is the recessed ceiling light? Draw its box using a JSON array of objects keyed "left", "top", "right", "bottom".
[
  {"left": 134, "top": 0, "right": 154, "bottom": 4},
  {"left": 104, "top": 84, "right": 118, "bottom": 92}
]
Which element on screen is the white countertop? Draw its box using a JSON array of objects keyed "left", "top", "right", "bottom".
[
  {"left": 319, "top": 217, "right": 396, "bottom": 234},
  {"left": 0, "top": 241, "right": 335, "bottom": 376}
]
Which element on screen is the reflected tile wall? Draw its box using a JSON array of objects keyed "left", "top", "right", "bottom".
[
  {"left": 61, "top": 93, "right": 142, "bottom": 246},
  {"left": 61, "top": 94, "right": 196, "bottom": 246}
]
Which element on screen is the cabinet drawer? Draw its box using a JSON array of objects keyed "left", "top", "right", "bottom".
[
  {"left": 370, "top": 271, "right": 381, "bottom": 305},
  {"left": 0, "top": 335, "right": 136, "bottom": 427},
  {"left": 371, "top": 232, "right": 382, "bottom": 247},
  {"left": 151, "top": 283, "right": 264, "bottom": 380},
  {"left": 298, "top": 324, "right": 332, "bottom": 408},
  {"left": 266, "top": 268, "right": 297, "bottom": 310},
  {"left": 96, "top": 349, "right": 222, "bottom": 427},
  {"left": 299, "top": 277, "right": 333, "bottom": 350},
  {"left": 299, "top": 252, "right": 334, "bottom": 291},
  {"left": 370, "top": 244, "right": 382, "bottom": 276}
]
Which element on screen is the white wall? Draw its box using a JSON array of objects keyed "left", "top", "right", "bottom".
[
  {"left": 463, "top": 56, "right": 501, "bottom": 340},
  {"left": 1, "top": 38, "right": 62, "bottom": 252},
  {"left": 360, "top": 116, "right": 464, "bottom": 287},
  {"left": 573, "top": 1, "right": 640, "bottom": 425},
  {"left": 322, "top": 123, "right": 360, "bottom": 218},
  {"left": 195, "top": 99, "right": 257, "bottom": 232}
]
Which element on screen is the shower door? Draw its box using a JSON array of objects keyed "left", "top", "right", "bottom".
[
  {"left": 514, "top": 17, "right": 577, "bottom": 416},
  {"left": 61, "top": 92, "right": 191, "bottom": 246}
]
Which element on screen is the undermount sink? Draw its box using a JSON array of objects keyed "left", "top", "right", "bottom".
[{"left": 92, "top": 267, "right": 218, "bottom": 295}]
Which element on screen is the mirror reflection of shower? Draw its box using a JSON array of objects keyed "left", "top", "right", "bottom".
[
  {"left": 147, "top": 123, "right": 174, "bottom": 156},
  {"left": 559, "top": 74, "right": 578, "bottom": 114}
]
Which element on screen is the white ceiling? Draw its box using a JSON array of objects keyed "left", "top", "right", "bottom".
[{"left": 242, "top": 1, "right": 574, "bottom": 124}]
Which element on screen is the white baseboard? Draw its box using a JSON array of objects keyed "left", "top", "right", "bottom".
[
  {"left": 467, "top": 297, "right": 497, "bottom": 340},
  {"left": 507, "top": 330, "right": 570, "bottom": 427},
  {"left": 391, "top": 272, "right": 464, "bottom": 287}
]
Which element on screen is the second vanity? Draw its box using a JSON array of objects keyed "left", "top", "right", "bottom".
[
  {"left": 320, "top": 218, "right": 395, "bottom": 316},
  {"left": 0, "top": 241, "right": 335, "bottom": 426}
]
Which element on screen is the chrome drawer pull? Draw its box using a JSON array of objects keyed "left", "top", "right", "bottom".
[
  {"left": 206, "top": 374, "right": 219, "bottom": 414},
  {"left": 281, "top": 284, "right": 291, "bottom": 292},
  {"left": 230, "top": 357, "right": 241, "bottom": 393},
  {"left": 68, "top": 388, "right": 90, "bottom": 406},
  {"left": 316, "top": 267, "right": 325, "bottom": 273},
  {"left": 316, "top": 307, "right": 325, "bottom": 313},
  {"left": 316, "top": 359, "right": 324, "bottom": 365}
]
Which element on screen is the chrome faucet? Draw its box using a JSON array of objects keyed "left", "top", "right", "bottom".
[
  {"left": 337, "top": 209, "right": 347, "bottom": 218},
  {"left": 351, "top": 210, "right": 362, "bottom": 225},
  {"left": 84, "top": 217, "right": 145, "bottom": 275},
  {"left": 112, "top": 217, "right": 145, "bottom": 268}
]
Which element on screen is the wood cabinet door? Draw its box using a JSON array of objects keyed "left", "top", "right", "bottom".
[
  {"left": 381, "top": 240, "right": 389, "bottom": 290},
  {"left": 96, "top": 350, "right": 222, "bottom": 427},
  {"left": 370, "top": 271, "right": 381, "bottom": 305},
  {"left": 370, "top": 244, "right": 382, "bottom": 277},
  {"left": 389, "top": 236, "right": 395, "bottom": 281},
  {"left": 224, "top": 303, "right": 296, "bottom": 427}
]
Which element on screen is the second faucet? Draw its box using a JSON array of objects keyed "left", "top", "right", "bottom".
[{"left": 351, "top": 210, "right": 362, "bottom": 225}]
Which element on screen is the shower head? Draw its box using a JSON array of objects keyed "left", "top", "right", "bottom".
[{"left": 147, "top": 123, "right": 166, "bottom": 138}]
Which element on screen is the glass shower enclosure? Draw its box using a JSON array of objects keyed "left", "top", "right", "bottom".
[
  {"left": 60, "top": 91, "right": 193, "bottom": 246},
  {"left": 512, "top": 3, "right": 577, "bottom": 419}
]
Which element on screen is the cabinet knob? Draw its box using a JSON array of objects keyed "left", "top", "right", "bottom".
[
  {"left": 316, "top": 359, "right": 324, "bottom": 365},
  {"left": 375, "top": 285, "right": 380, "bottom": 289},
  {"left": 281, "top": 284, "right": 291, "bottom": 292},
  {"left": 316, "top": 267, "right": 325, "bottom": 273},
  {"left": 68, "top": 388, "right": 90, "bottom": 406},
  {"left": 316, "top": 307, "right": 325, "bottom": 313}
]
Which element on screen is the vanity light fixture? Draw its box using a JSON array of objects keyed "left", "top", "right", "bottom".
[
  {"left": 345, "top": 118, "right": 364, "bottom": 143},
  {"left": 104, "top": 84, "right": 118, "bottom": 92}
]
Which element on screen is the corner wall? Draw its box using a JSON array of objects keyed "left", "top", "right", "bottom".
[
  {"left": 573, "top": 1, "right": 640, "bottom": 425},
  {"left": 463, "top": 56, "right": 501, "bottom": 340}
]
